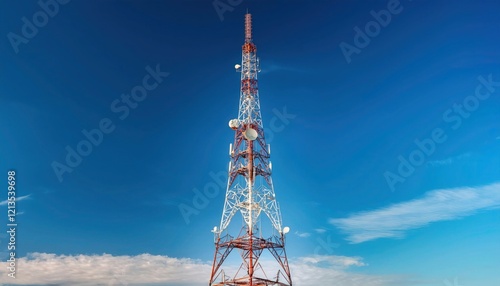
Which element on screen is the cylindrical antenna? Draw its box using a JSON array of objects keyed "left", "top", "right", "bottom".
[{"left": 245, "top": 13, "right": 252, "bottom": 42}]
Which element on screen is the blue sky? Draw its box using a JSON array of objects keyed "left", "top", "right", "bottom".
[{"left": 1, "top": 0, "right": 499, "bottom": 285}]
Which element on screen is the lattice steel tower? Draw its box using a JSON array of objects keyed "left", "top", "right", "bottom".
[{"left": 209, "top": 13, "right": 292, "bottom": 286}]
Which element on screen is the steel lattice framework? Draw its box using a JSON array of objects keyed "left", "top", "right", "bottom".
[{"left": 209, "top": 13, "right": 292, "bottom": 286}]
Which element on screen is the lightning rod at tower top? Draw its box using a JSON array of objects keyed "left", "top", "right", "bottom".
[{"left": 209, "top": 12, "right": 293, "bottom": 286}]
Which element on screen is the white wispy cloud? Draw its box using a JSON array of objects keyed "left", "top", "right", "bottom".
[
  {"left": 330, "top": 182, "right": 500, "bottom": 244},
  {"left": 297, "top": 255, "right": 365, "bottom": 267},
  {"left": 295, "top": 231, "right": 311, "bottom": 238},
  {"left": 314, "top": 228, "right": 327, "bottom": 234},
  {"left": 290, "top": 255, "right": 406, "bottom": 286},
  {"left": 426, "top": 153, "right": 470, "bottom": 166},
  {"left": 0, "top": 194, "right": 31, "bottom": 206},
  {"left": 0, "top": 253, "right": 408, "bottom": 286}
]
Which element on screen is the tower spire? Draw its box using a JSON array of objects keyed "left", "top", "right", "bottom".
[
  {"left": 209, "top": 13, "right": 293, "bottom": 286},
  {"left": 245, "top": 12, "right": 252, "bottom": 42}
]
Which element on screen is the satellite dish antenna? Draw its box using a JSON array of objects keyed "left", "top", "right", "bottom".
[
  {"left": 283, "top": 226, "right": 290, "bottom": 234},
  {"left": 228, "top": 119, "right": 239, "bottom": 130},
  {"left": 212, "top": 226, "right": 218, "bottom": 233},
  {"left": 235, "top": 64, "right": 241, "bottom": 70},
  {"left": 243, "top": 128, "right": 258, "bottom": 141}
]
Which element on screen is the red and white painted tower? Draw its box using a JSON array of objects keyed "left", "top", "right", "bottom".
[{"left": 209, "top": 13, "right": 293, "bottom": 286}]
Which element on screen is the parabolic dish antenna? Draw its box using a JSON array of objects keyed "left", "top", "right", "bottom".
[
  {"left": 283, "top": 226, "right": 290, "bottom": 234},
  {"left": 243, "top": 128, "right": 258, "bottom": 141},
  {"left": 228, "top": 119, "right": 239, "bottom": 130}
]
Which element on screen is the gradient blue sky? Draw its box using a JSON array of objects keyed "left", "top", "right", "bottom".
[{"left": 1, "top": 0, "right": 499, "bottom": 285}]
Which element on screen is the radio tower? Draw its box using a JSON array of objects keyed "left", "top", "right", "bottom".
[{"left": 209, "top": 13, "right": 292, "bottom": 286}]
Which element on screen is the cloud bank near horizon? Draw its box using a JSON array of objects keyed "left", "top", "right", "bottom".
[{"left": 0, "top": 252, "right": 406, "bottom": 286}]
